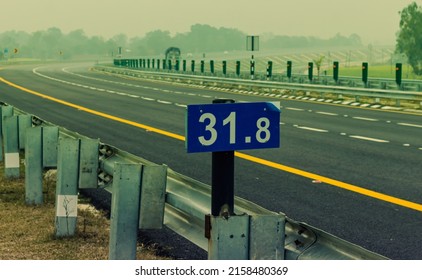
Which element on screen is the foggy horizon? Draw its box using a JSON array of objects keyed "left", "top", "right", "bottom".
[{"left": 1, "top": 0, "right": 418, "bottom": 46}]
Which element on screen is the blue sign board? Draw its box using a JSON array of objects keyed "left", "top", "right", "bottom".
[{"left": 186, "top": 102, "right": 280, "bottom": 153}]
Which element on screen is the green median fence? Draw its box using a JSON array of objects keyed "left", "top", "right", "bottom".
[
  {"left": 266, "top": 61, "right": 273, "bottom": 79},
  {"left": 191, "top": 60, "right": 195, "bottom": 72},
  {"left": 111, "top": 58, "right": 422, "bottom": 92},
  {"left": 210, "top": 60, "right": 214, "bottom": 74}
]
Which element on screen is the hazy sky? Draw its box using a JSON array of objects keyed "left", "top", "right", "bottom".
[{"left": 2, "top": 0, "right": 418, "bottom": 45}]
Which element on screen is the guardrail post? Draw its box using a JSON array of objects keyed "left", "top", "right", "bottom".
[
  {"left": 249, "top": 214, "right": 285, "bottom": 259},
  {"left": 109, "top": 163, "right": 142, "bottom": 260},
  {"left": 0, "top": 105, "right": 14, "bottom": 162},
  {"left": 18, "top": 115, "right": 32, "bottom": 150},
  {"left": 55, "top": 137, "right": 80, "bottom": 237},
  {"left": 78, "top": 138, "right": 99, "bottom": 189},
  {"left": 3, "top": 116, "right": 20, "bottom": 178},
  {"left": 207, "top": 213, "right": 286, "bottom": 260},
  {"left": 207, "top": 215, "right": 249, "bottom": 260},
  {"left": 25, "top": 125, "right": 58, "bottom": 205},
  {"left": 1, "top": 104, "right": 13, "bottom": 135},
  {"left": 25, "top": 127, "right": 43, "bottom": 205},
  {"left": 139, "top": 165, "right": 167, "bottom": 229},
  {"left": 42, "top": 126, "right": 59, "bottom": 168}
]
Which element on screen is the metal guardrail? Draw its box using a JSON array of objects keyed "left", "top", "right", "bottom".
[
  {"left": 94, "top": 65, "right": 422, "bottom": 109},
  {"left": 1, "top": 101, "right": 388, "bottom": 260}
]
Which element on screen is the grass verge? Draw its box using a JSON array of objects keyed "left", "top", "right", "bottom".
[{"left": 0, "top": 160, "right": 169, "bottom": 260}]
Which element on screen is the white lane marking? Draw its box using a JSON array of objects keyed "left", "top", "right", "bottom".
[
  {"left": 34, "top": 67, "right": 183, "bottom": 108},
  {"left": 397, "top": 123, "right": 422, "bottom": 129},
  {"left": 316, "top": 111, "right": 338, "bottom": 116},
  {"left": 295, "top": 126, "right": 329, "bottom": 132},
  {"left": 352, "top": 116, "right": 379, "bottom": 122},
  {"left": 157, "top": 100, "right": 172, "bottom": 104},
  {"left": 175, "top": 103, "right": 187, "bottom": 108},
  {"left": 349, "top": 135, "right": 389, "bottom": 143},
  {"left": 286, "top": 107, "right": 305, "bottom": 111}
]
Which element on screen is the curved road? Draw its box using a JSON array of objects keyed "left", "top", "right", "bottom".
[{"left": 0, "top": 62, "right": 421, "bottom": 259}]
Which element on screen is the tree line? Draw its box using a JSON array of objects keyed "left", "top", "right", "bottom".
[{"left": 0, "top": 24, "right": 362, "bottom": 60}]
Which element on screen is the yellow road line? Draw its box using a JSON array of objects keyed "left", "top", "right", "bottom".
[
  {"left": 0, "top": 77, "right": 184, "bottom": 141},
  {"left": 235, "top": 152, "right": 422, "bottom": 212},
  {"left": 1, "top": 76, "right": 421, "bottom": 212}
]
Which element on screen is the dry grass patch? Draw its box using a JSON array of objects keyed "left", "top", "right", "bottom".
[{"left": 0, "top": 163, "right": 169, "bottom": 260}]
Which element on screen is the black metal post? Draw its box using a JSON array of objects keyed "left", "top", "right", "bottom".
[{"left": 211, "top": 99, "right": 235, "bottom": 217}]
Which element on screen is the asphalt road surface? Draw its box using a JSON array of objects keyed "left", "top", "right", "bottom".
[{"left": 0, "top": 62, "right": 421, "bottom": 259}]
